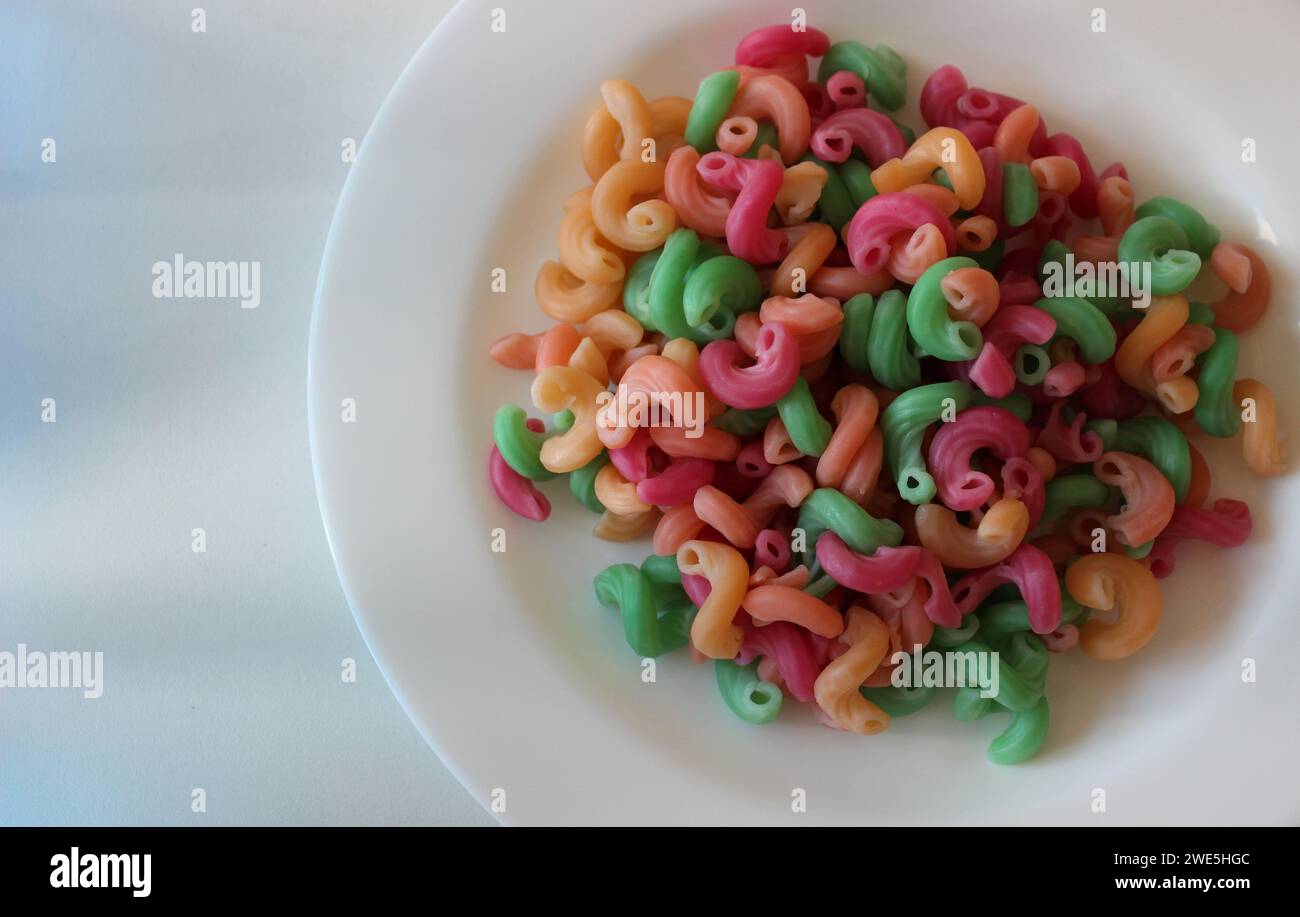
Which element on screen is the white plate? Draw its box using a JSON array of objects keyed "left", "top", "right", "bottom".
[{"left": 309, "top": 0, "right": 1300, "bottom": 825}]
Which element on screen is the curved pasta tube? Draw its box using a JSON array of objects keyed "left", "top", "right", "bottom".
[
  {"left": 762, "top": 416, "right": 800, "bottom": 464},
  {"left": 636, "top": 455, "right": 714, "bottom": 507},
  {"left": 985, "top": 696, "right": 1050, "bottom": 765},
  {"left": 817, "top": 40, "right": 907, "bottom": 111},
  {"left": 557, "top": 186, "right": 627, "bottom": 284},
  {"left": 533, "top": 323, "right": 583, "bottom": 371},
  {"left": 938, "top": 265, "right": 999, "bottom": 331},
  {"left": 881, "top": 381, "right": 973, "bottom": 505},
  {"left": 914, "top": 497, "right": 1029, "bottom": 569},
  {"left": 796, "top": 487, "right": 903, "bottom": 560},
  {"left": 773, "top": 223, "right": 837, "bottom": 297},
  {"left": 581, "top": 79, "right": 655, "bottom": 182},
  {"left": 567, "top": 336, "right": 609, "bottom": 386},
  {"left": 813, "top": 607, "right": 891, "bottom": 735},
  {"left": 591, "top": 158, "right": 677, "bottom": 252},
  {"left": 906, "top": 256, "right": 984, "bottom": 361},
  {"left": 714, "top": 660, "right": 783, "bottom": 724},
  {"left": 954, "top": 215, "right": 997, "bottom": 253},
  {"left": 926, "top": 405, "right": 1031, "bottom": 511},
  {"left": 534, "top": 261, "right": 623, "bottom": 323},
  {"left": 1115, "top": 293, "right": 1188, "bottom": 396},
  {"left": 728, "top": 74, "right": 812, "bottom": 165},
  {"left": 949, "top": 544, "right": 1062, "bottom": 634},
  {"left": 599, "top": 354, "right": 703, "bottom": 449},
  {"left": 530, "top": 365, "right": 606, "bottom": 472},
  {"left": 809, "top": 107, "right": 906, "bottom": 166},
  {"left": 871, "top": 127, "right": 985, "bottom": 210},
  {"left": 825, "top": 69, "right": 865, "bottom": 109},
  {"left": 492, "top": 405, "right": 556, "bottom": 481},
  {"left": 815, "top": 536, "right": 919, "bottom": 594},
  {"left": 1151, "top": 323, "right": 1214, "bottom": 382},
  {"left": 1001, "top": 162, "right": 1038, "bottom": 227},
  {"left": 1209, "top": 242, "right": 1270, "bottom": 333},
  {"left": 693, "top": 484, "right": 759, "bottom": 548},
  {"left": 648, "top": 95, "right": 692, "bottom": 156},
  {"left": 594, "top": 563, "right": 690, "bottom": 657},
  {"left": 677, "top": 540, "right": 749, "bottom": 659},
  {"left": 1034, "top": 296, "right": 1116, "bottom": 365},
  {"left": 1065, "top": 553, "right": 1163, "bottom": 660},
  {"left": 743, "top": 585, "right": 844, "bottom": 638},
  {"left": 1117, "top": 216, "right": 1201, "bottom": 297},
  {"left": 735, "top": 23, "right": 830, "bottom": 69},
  {"left": 1133, "top": 195, "right": 1219, "bottom": 260},
  {"left": 649, "top": 230, "right": 712, "bottom": 341},
  {"left": 840, "top": 427, "right": 885, "bottom": 505},
  {"left": 1037, "top": 400, "right": 1105, "bottom": 464},
  {"left": 866, "top": 290, "right": 921, "bottom": 390},
  {"left": 1098, "top": 175, "right": 1135, "bottom": 236},
  {"left": 649, "top": 424, "right": 737, "bottom": 461},
  {"left": 488, "top": 331, "right": 540, "bottom": 370},
  {"left": 488, "top": 444, "right": 550, "bottom": 521},
  {"left": 594, "top": 462, "right": 650, "bottom": 515},
  {"left": 775, "top": 376, "right": 833, "bottom": 456},
  {"left": 713, "top": 116, "right": 757, "bottom": 155},
  {"left": 889, "top": 223, "right": 952, "bottom": 285},
  {"left": 685, "top": 69, "right": 742, "bottom": 153},
  {"left": 696, "top": 153, "right": 787, "bottom": 263},
  {"left": 584, "top": 308, "right": 644, "bottom": 355},
  {"left": 698, "top": 320, "right": 800, "bottom": 409},
  {"left": 759, "top": 293, "right": 843, "bottom": 364},
  {"left": 1111, "top": 416, "right": 1192, "bottom": 503},
  {"left": 569, "top": 453, "right": 609, "bottom": 514},
  {"left": 652, "top": 503, "right": 704, "bottom": 555},
  {"left": 663, "top": 145, "right": 731, "bottom": 238},
  {"left": 683, "top": 255, "right": 763, "bottom": 328},
  {"left": 816, "top": 384, "right": 879, "bottom": 489},
  {"left": 845, "top": 191, "right": 956, "bottom": 277},
  {"left": 1093, "top": 452, "right": 1175, "bottom": 547},
  {"left": 993, "top": 103, "right": 1038, "bottom": 164},
  {"left": 1194, "top": 327, "right": 1241, "bottom": 438},
  {"left": 1029, "top": 155, "right": 1081, "bottom": 196},
  {"left": 837, "top": 291, "right": 874, "bottom": 372},
  {"left": 1233, "top": 379, "right": 1286, "bottom": 477},
  {"left": 775, "top": 161, "right": 829, "bottom": 225},
  {"left": 742, "top": 463, "right": 814, "bottom": 528}
]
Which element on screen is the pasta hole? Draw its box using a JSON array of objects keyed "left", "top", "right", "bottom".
[
  {"left": 1038, "top": 195, "right": 1065, "bottom": 222},
  {"left": 961, "top": 90, "right": 997, "bottom": 119}
]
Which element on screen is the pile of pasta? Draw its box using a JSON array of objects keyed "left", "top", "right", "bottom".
[{"left": 487, "top": 24, "right": 1285, "bottom": 763}]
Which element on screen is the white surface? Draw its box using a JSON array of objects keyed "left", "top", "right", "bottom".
[
  {"left": 0, "top": 0, "right": 492, "bottom": 825},
  {"left": 312, "top": 0, "right": 1300, "bottom": 825}
]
